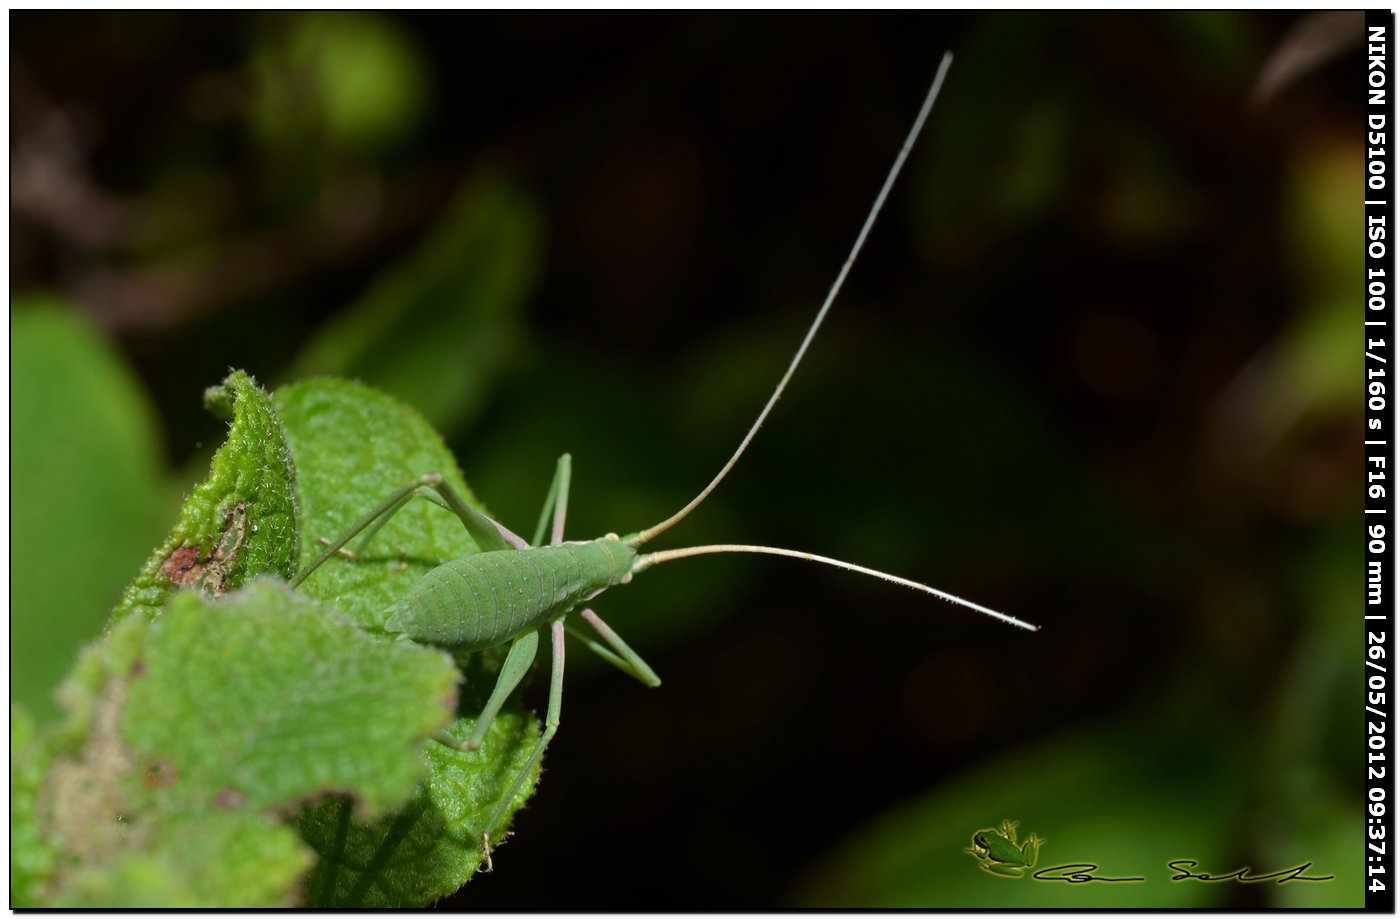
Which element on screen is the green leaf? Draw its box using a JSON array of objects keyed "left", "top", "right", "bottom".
[
  {"left": 34, "top": 581, "right": 458, "bottom": 907},
  {"left": 11, "top": 705, "right": 58, "bottom": 907},
  {"left": 11, "top": 300, "right": 170, "bottom": 722},
  {"left": 123, "top": 582, "right": 458, "bottom": 815},
  {"left": 273, "top": 377, "right": 486, "bottom": 630},
  {"left": 110, "top": 370, "right": 299, "bottom": 626},
  {"left": 289, "top": 173, "right": 542, "bottom": 435},
  {"left": 274, "top": 377, "right": 541, "bottom": 901},
  {"left": 50, "top": 812, "right": 312, "bottom": 909},
  {"left": 296, "top": 712, "right": 540, "bottom": 907}
]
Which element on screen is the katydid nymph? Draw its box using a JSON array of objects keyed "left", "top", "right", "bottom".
[{"left": 291, "top": 52, "right": 1037, "bottom": 870}]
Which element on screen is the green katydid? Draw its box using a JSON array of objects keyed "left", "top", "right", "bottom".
[{"left": 291, "top": 52, "right": 1037, "bottom": 870}]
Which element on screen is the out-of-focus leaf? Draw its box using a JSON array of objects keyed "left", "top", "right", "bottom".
[
  {"left": 110, "top": 370, "right": 299, "bottom": 626},
  {"left": 1263, "top": 784, "right": 1362, "bottom": 908},
  {"left": 35, "top": 581, "right": 458, "bottom": 907},
  {"left": 11, "top": 705, "right": 58, "bottom": 906},
  {"left": 123, "top": 583, "right": 458, "bottom": 814},
  {"left": 250, "top": 11, "right": 428, "bottom": 156},
  {"left": 1288, "top": 140, "right": 1363, "bottom": 296},
  {"left": 793, "top": 728, "right": 1242, "bottom": 908},
  {"left": 1271, "top": 142, "right": 1365, "bottom": 421},
  {"left": 274, "top": 377, "right": 541, "bottom": 898},
  {"left": 11, "top": 300, "right": 170, "bottom": 723},
  {"left": 1252, "top": 12, "right": 1364, "bottom": 106},
  {"left": 1162, "top": 10, "right": 1253, "bottom": 82},
  {"left": 50, "top": 812, "right": 311, "bottom": 909},
  {"left": 290, "top": 174, "right": 542, "bottom": 435},
  {"left": 1256, "top": 528, "right": 1362, "bottom": 907},
  {"left": 1095, "top": 133, "right": 1201, "bottom": 244},
  {"left": 1209, "top": 144, "right": 1362, "bottom": 459},
  {"left": 909, "top": 13, "right": 1077, "bottom": 251}
]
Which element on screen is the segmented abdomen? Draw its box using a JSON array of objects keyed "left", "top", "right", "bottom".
[{"left": 386, "top": 542, "right": 623, "bottom": 650}]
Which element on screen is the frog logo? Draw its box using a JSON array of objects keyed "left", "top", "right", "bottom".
[{"left": 966, "top": 819, "right": 1044, "bottom": 878}]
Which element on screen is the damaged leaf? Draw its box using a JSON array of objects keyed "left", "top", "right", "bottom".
[
  {"left": 32, "top": 581, "right": 459, "bottom": 907},
  {"left": 110, "top": 371, "right": 299, "bottom": 625}
]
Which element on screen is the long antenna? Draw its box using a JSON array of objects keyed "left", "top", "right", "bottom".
[
  {"left": 635, "top": 545, "right": 1039, "bottom": 632},
  {"left": 620, "top": 54, "right": 1031, "bottom": 632},
  {"left": 630, "top": 52, "right": 955, "bottom": 548}
]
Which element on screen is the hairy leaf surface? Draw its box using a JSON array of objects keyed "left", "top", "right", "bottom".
[
  {"left": 275, "top": 377, "right": 541, "bottom": 900},
  {"left": 110, "top": 370, "right": 299, "bottom": 625},
  {"left": 34, "top": 582, "right": 457, "bottom": 907}
]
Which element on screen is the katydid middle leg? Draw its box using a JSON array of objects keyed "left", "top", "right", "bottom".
[
  {"left": 529, "top": 453, "right": 572, "bottom": 547},
  {"left": 458, "top": 455, "right": 573, "bottom": 748}
]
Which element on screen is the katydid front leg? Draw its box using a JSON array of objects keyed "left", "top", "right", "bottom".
[
  {"left": 463, "top": 630, "right": 539, "bottom": 752},
  {"left": 480, "top": 617, "right": 566, "bottom": 870}
]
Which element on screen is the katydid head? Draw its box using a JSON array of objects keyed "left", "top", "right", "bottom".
[
  {"left": 594, "top": 532, "right": 638, "bottom": 586},
  {"left": 618, "top": 53, "right": 1037, "bottom": 634}
]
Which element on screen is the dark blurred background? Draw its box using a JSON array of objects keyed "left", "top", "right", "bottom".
[{"left": 12, "top": 11, "right": 1365, "bottom": 907}]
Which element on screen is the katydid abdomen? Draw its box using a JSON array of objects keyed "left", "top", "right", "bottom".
[{"left": 386, "top": 536, "right": 638, "bottom": 650}]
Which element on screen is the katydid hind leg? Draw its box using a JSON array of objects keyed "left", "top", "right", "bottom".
[
  {"left": 352, "top": 491, "right": 414, "bottom": 556},
  {"left": 481, "top": 619, "right": 566, "bottom": 865},
  {"left": 460, "top": 629, "right": 540, "bottom": 752},
  {"left": 295, "top": 476, "right": 437, "bottom": 586},
  {"left": 528, "top": 459, "right": 562, "bottom": 548},
  {"left": 416, "top": 475, "right": 516, "bottom": 554},
  {"left": 418, "top": 490, "right": 527, "bottom": 548},
  {"left": 550, "top": 454, "right": 572, "bottom": 545},
  {"left": 293, "top": 473, "right": 513, "bottom": 587}
]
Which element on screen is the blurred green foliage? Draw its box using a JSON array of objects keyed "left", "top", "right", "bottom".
[
  {"left": 250, "top": 12, "right": 428, "bottom": 159},
  {"left": 11, "top": 303, "right": 171, "bottom": 723},
  {"left": 10, "top": 10, "right": 1366, "bottom": 908},
  {"left": 291, "top": 174, "right": 542, "bottom": 436}
]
